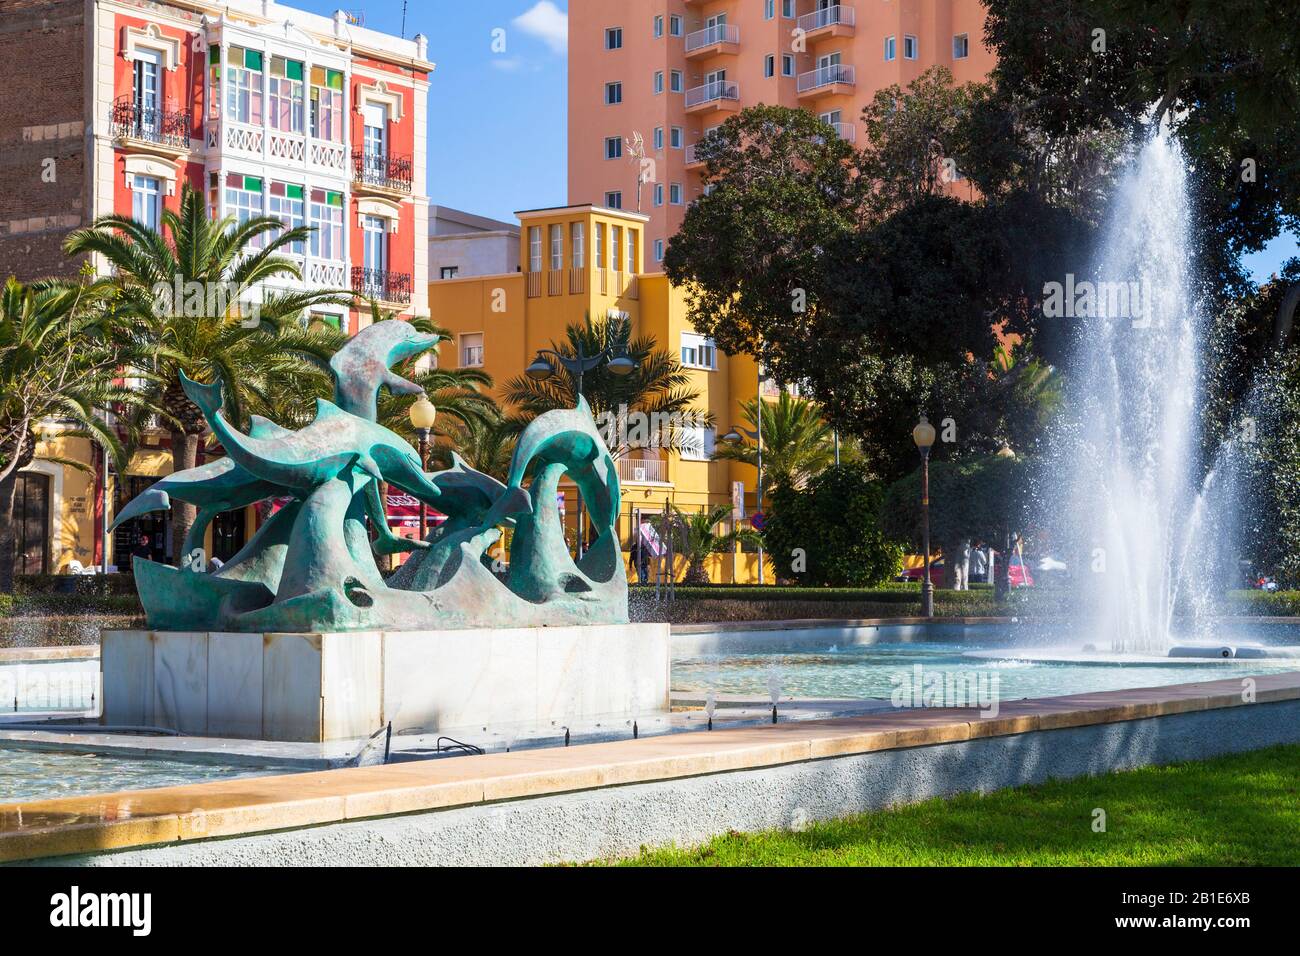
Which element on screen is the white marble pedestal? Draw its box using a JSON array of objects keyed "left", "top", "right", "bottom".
[{"left": 101, "top": 624, "right": 671, "bottom": 742}]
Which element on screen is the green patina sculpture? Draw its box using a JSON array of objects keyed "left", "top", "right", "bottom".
[{"left": 112, "top": 321, "right": 628, "bottom": 632}]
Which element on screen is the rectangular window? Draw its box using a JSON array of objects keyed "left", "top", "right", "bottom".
[
  {"left": 309, "top": 188, "right": 343, "bottom": 259},
  {"left": 654, "top": 238, "right": 665, "bottom": 262},
  {"left": 550, "top": 223, "right": 564, "bottom": 270},
  {"left": 669, "top": 15, "right": 682, "bottom": 36},
  {"left": 605, "top": 136, "right": 622, "bottom": 160},
  {"left": 225, "top": 45, "right": 264, "bottom": 125},
  {"left": 571, "top": 222, "right": 585, "bottom": 268},
  {"left": 782, "top": 54, "right": 795, "bottom": 76},
  {"left": 362, "top": 101, "right": 389, "bottom": 160},
  {"left": 765, "top": 0, "right": 775, "bottom": 20},
  {"left": 904, "top": 35, "right": 918, "bottom": 59},
  {"left": 268, "top": 56, "right": 304, "bottom": 133},
  {"left": 362, "top": 215, "right": 387, "bottom": 273},
  {"left": 670, "top": 126, "right": 683, "bottom": 149},
  {"left": 132, "top": 175, "right": 162, "bottom": 231},
  {"left": 627, "top": 230, "right": 637, "bottom": 273},
  {"left": 605, "top": 27, "right": 623, "bottom": 50},
  {"left": 680, "top": 425, "right": 716, "bottom": 461},
  {"left": 680, "top": 333, "right": 717, "bottom": 371},
  {"left": 781, "top": 0, "right": 795, "bottom": 18},
  {"left": 653, "top": 126, "right": 664, "bottom": 150},
  {"left": 595, "top": 222, "right": 604, "bottom": 266},
  {"left": 669, "top": 182, "right": 683, "bottom": 205},
  {"left": 610, "top": 226, "right": 622, "bottom": 272},
  {"left": 268, "top": 181, "right": 305, "bottom": 255},
  {"left": 654, "top": 15, "right": 664, "bottom": 38},
  {"left": 605, "top": 82, "right": 622, "bottom": 105},
  {"left": 953, "top": 34, "right": 969, "bottom": 59},
  {"left": 654, "top": 183, "right": 664, "bottom": 207},
  {"left": 885, "top": 36, "right": 897, "bottom": 61},
  {"left": 309, "top": 67, "right": 344, "bottom": 142},
  {"left": 528, "top": 225, "right": 543, "bottom": 271},
  {"left": 605, "top": 191, "right": 622, "bottom": 209},
  {"left": 460, "top": 332, "right": 484, "bottom": 368},
  {"left": 670, "top": 70, "right": 683, "bottom": 92},
  {"left": 654, "top": 71, "right": 664, "bottom": 94},
  {"left": 224, "top": 173, "right": 264, "bottom": 248},
  {"left": 764, "top": 55, "right": 775, "bottom": 78},
  {"left": 440, "top": 266, "right": 459, "bottom": 279}
]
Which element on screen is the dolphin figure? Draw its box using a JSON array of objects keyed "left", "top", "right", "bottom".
[
  {"left": 329, "top": 319, "right": 444, "bottom": 421},
  {"left": 181, "top": 372, "right": 443, "bottom": 504}
]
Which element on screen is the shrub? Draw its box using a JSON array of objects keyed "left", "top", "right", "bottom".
[{"left": 761, "top": 462, "right": 904, "bottom": 587}]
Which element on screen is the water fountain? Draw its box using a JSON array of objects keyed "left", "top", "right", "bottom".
[{"left": 1054, "top": 131, "right": 1207, "bottom": 654}]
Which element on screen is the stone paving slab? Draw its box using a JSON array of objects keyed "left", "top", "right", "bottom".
[{"left": 1, "top": 671, "right": 1296, "bottom": 863}]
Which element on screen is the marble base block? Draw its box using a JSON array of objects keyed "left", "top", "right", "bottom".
[{"left": 101, "top": 624, "right": 671, "bottom": 742}]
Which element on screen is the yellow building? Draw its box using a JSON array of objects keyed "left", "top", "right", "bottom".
[{"left": 428, "top": 203, "right": 773, "bottom": 585}]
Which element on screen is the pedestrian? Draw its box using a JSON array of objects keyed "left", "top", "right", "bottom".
[{"left": 636, "top": 515, "right": 663, "bottom": 584}]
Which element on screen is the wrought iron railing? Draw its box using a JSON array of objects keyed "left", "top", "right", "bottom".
[
  {"left": 111, "top": 97, "right": 191, "bottom": 149},
  {"left": 351, "top": 266, "right": 412, "bottom": 304},
  {"left": 352, "top": 149, "right": 414, "bottom": 192}
]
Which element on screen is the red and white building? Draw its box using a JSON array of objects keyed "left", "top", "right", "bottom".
[{"left": 2, "top": 0, "right": 433, "bottom": 330}]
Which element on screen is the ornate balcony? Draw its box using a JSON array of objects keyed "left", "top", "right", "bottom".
[
  {"left": 351, "top": 266, "right": 412, "bottom": 305},
  {"left": 352, "top": 149, "right": 414, "bottom": 194},
  {"left": 110, "top": 97, "right": 191, "bottom": 155}
]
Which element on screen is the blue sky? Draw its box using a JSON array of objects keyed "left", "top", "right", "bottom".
[{"left": 294, "top": 1, "right": 1297, "bottom": 283}]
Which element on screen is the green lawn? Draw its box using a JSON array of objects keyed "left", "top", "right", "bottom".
[{"left": 606, "top": 745, "right": 1300, "bottom": 866}]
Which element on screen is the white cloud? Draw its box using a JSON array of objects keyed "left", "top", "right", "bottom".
[{"left": 513, "top": 1, "right": 567, "bottom": 55}]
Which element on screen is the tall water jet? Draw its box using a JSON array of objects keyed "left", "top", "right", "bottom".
[{"left": 1055, "top": 132, "right": 1204, "bottom": 654}]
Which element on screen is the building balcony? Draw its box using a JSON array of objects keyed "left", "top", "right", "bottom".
[
  {"left": 617, "top": 457, "right": 667, "bottom": 484},
  {"left": 684, "top": 23, "right": 740, "bottom": 58},
  {"left": 796, "top": 4, "right": 856, "bottom": 39},
  {"left": 351, "top": 266, "right": 412, "bottom": 306},
  {"left": 205, "top": 118, "right": 350, "bottom": 176},
  {"left": 110, "top": 98, "right": 191, "bottom": 156},
  {"left": 685, "top": 143, "right": 705, "bottom": 169},
  {"left": 685, "top": 80, "right": 741, "bottom": 115},
  {"left": 832, "top": 121, "right": 856, "bottom": 143},
  {"left": 352, "top": 149, "right": 414, "bottom": 195},
  {"left": 797, "top": 64, "right": 856, "bottom": 98}
]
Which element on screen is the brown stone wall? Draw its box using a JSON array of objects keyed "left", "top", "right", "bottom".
[{"left": 0, "top": 0, "right": 89, "bottom": 281}]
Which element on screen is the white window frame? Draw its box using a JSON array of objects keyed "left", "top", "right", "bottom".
[
  {"left": 653, "top": 183, "right": 664, "bottom": 207},
  {"left": 460, "top": 332, "right": 485, "bottom": 368},
  {"left": 782, "top": 54, "right": 795, "bottom": 77},
  {"left": 571, "top": 222, "right": 585, "bottom": 268},
  {"left": 654, "top": 15, "right": 664, "bottom": 38},
  {"left": 953, "top": 34, "right": 969, "bottom": 59},
  {"left": 605, "top": 191, "right": 622, "bottom": 209},
  {"left": 680, "top": 332, "right": 717, "bottom": 371},
  {"left": 132, "top": 175, "right": 162, "bottom": 230},
  {"left": 654, "top": 71, "right": 664, "bottom": 94},
  {"left": 904, "top": 35, "right": 918, "bottom": 59},
  {"left": 680, "top": 425, "right": 716, "bottom": 461},
  {"left": 669, "top": 182, "right": 683, "bottom": 205},
  {"left": 605, "top": 136, "right": 623, "bottom": 160},
  {"left": 670, "top": 70, "right": 683, "bottom": 93},
  {"left": 654, "top": 238, "right": 665, "bottom": 262},
  {"left": 268, "top": 183, "right": 305, "bottom": 255},
  {"left": 653, "top": 126, "right": 664, "bottom": 150},
  {"left": 670, "top": 15, "right": 683, "bottom": 36},
  {"left": 605, "top": 27, "right": 623, "bottom": 50},
  {"left": 309, "top": 194, "right": 343, "bottom": 260},
  {"left": 885, "top": 36, "right": 897, "bottom": 61},
  {"left": 670, "top": 126, "right": 683, "bottom": 149},
  {"left": 549, "top": 223, "right": 564, "bottom": 270},
  {"left": 764, "top": 55, "right": 775, "bottom": 78},
  {"left": 605, "top": 81, "right": 622, "bottom": 105},
  {"left": 528, "top": 225, "right": 543, "bottom": 271}
]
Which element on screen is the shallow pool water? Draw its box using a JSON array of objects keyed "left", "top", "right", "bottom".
[
  {"left": 672, "top": 641, "right": 1298, "bottom": 701},
  {"left": 0, "top": 749, "right": 294, "bottom": 804}
]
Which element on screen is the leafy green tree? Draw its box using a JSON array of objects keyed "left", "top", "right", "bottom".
[
  {"left": 0, "top": 277, "right": 155, "bottom": 590},
  {"left": 65, "top": 184, "right": 351, "bottom": 560},
  {"left": 880, "top": 454, "right": 1036, "bottom": 593},
  {"left": 710, "top": 391, "right": 844, "bottom": 497},
  {"left": 763, "top": 462, "right": 903, "bottom": 587},
  {"left": 666, "top": 504, "right": 763, "bottom": 585}
]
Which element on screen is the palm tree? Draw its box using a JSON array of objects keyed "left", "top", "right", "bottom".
[
  {"left": 667, "top": 504, "right": 763, "bottom": 585},
  {"left": 0, "top": 276, "right": 156, "bottom": 590},
  {"left": 428, "top": 415, "right": 517, "bottom": 483},
  {"left": 711, "top": 391, "right": 844, "bottom": 498},
  {"left": 65, "top": 184, "right": 351, "bottom": 560},
  {"left": 502, "top": 313, "right": 713, "bottom": 456}
]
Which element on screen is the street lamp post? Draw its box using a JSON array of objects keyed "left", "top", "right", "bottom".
[
  {"left": 408, "top": 397, "right": 437, "bottom": 542},
  {"left": 525, "top": 341, "right": 635, "bottom": 557},
  {"left": 912, "top": 414, "right": 937, "bottom": 618}
]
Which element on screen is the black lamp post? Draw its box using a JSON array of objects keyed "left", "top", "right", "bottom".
[
  {"left": 408, "top": 397, "right": 437, "bottom": 541},
  {"left": 912, "top": 414, "right": 937, "bottom": 618}
]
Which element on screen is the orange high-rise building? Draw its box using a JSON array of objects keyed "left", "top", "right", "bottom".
[{"left": 568, "top": 0, "right": 995, "bottom": 262}]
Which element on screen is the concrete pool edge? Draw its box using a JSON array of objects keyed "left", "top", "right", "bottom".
[{"left": 2, "top": 670, "right": 1298, "bottom": 865}]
